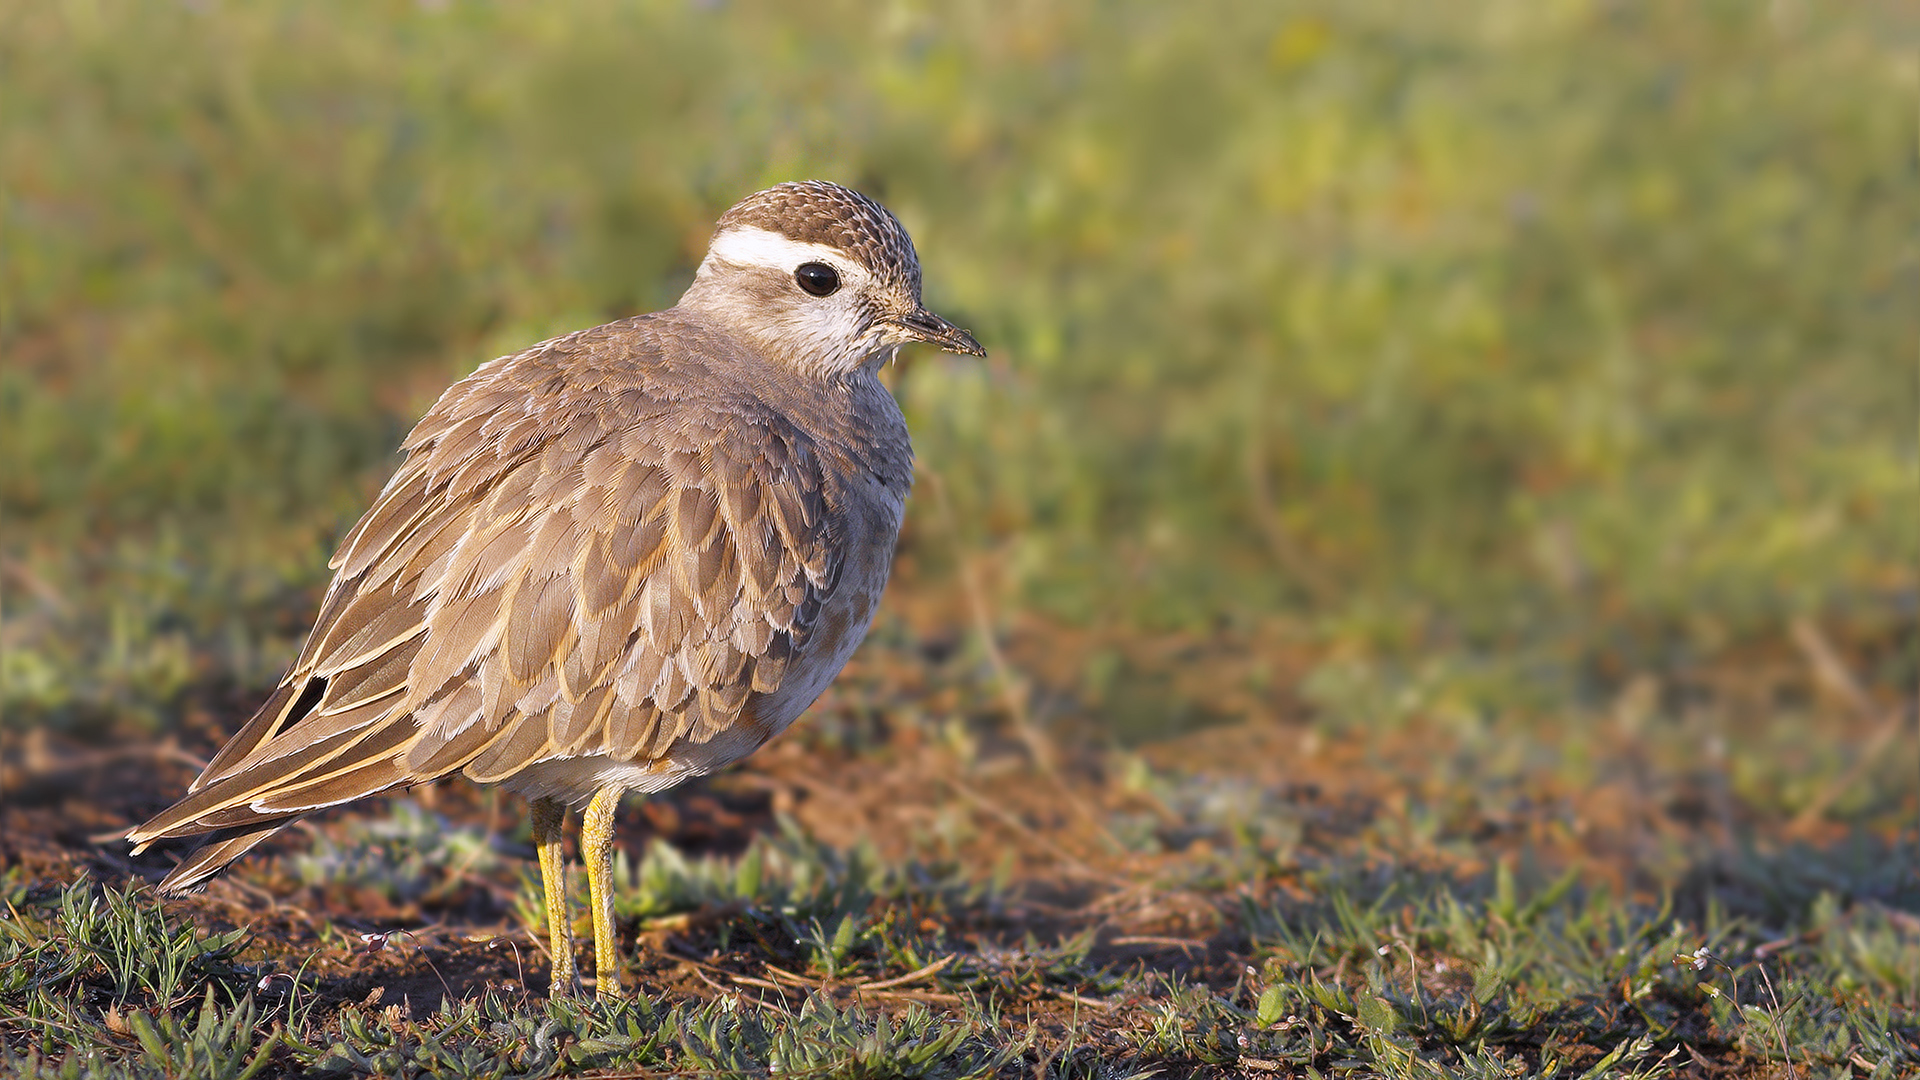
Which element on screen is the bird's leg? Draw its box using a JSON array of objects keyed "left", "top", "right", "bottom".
[
  {"left": 530, "top": 797, "right": 577, "bottom": 996},
  {"left": 582, "top": 784, "right": 627, "bottom": 999}
]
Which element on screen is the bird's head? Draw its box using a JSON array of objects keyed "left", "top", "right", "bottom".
[{"left": 678, "top": 180, "right": 985, "bottom": 378}]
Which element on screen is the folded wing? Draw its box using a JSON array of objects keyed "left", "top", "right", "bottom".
[{"left": 127, "top": 326, "right": 842, "bottom": 889}]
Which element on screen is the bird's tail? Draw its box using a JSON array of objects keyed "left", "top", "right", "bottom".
[{"left": 154, "top": 820, "right": 296, "bottom": 894}]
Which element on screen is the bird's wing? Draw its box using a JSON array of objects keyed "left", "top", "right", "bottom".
[{"left": 129, "top": 328, "right": 842, "bottom": 849}]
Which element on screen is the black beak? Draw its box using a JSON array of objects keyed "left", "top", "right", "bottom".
[{"left": 894, "top": 307, "right": 986, "bottom": 357}]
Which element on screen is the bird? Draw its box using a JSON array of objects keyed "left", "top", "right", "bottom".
[{"left": 125, "top": 180, "right": 985, "bottom": 998}]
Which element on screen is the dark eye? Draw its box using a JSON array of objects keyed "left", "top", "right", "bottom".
[{"left": 794, "top": 262, "right": 840, "bottom": 297}]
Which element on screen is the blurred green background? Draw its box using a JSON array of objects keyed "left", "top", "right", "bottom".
[{"left": 2, "top": 1, "right": 1912, "bottom": 777}]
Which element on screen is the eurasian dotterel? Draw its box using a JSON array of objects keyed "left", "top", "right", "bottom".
[{"left": 126, "top": 180, "right": 985, "bottom": 997}]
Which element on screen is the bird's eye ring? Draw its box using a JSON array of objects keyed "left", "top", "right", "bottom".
[{"left": 794, "top": 262, "right": 840, "bottom": 297}]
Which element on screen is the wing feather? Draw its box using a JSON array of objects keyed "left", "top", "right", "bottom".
[
  {"left": 402, "top": 683, "right": 489, "bottom": 773},
  {"left": 407, "top": 583, "right": 504, "bottom": 699},
  {"left": 605, "top": 703, "right": 662, "bottom": 762},
  {"left": 505, "top": 571, "right": 575, "bottom": 685},
  {"left": 332, "top": 480, "right": 432, "bottom": 579},
  {"left": 322, "top": 647, "right": 413, "bottom": 715},
  {"left": 464, "top": 712, "right": 552, "bottom": 783},
  {"left": 189, "top": 679, "right": 307, "bottom": 792},
  {"left": 309, "top": 581, "right": 430, "bottom": 675}
]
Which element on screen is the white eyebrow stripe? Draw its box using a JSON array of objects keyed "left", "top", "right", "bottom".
[{"left": 705, "top": 226, "right": 855, "bottom": 275}]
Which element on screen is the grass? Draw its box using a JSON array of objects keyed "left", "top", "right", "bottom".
[
  {"left": 0, "top": 787, "right": 1915, "bottom": 1078},
  {"left": 2, "top": 690, "right": 1915, "bottom": 1075},
  {"left": 0, "top": 0, "right": 1914, "bottom": 1075},
  {"left": 3, "top": 0, "right": 1911, "bottom": 739}
]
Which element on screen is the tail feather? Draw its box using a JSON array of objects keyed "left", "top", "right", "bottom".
[
  {"left": 156, "top": 821, "right": 296, "bottom": 894},
  {"left": 126, "top": 726, "right": 373, "bottom": 848},
  {"left": 189, "top": 678, "right": 306, "bottom": 793}
]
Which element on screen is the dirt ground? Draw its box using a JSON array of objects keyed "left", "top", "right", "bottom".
[{"left": 3, "top": 684, "right": 1903, "bottom": 1019}]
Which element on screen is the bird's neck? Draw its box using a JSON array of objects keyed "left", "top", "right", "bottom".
[{"left": 674, "top": 289, "right": 891, "bottom": 381}]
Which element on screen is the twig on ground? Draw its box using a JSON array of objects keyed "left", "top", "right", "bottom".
[
  {"left": 1786, "top": 617, "right": 1911, "bottom": 836},
  {"left": 1051, "top": 990, "right": 1114, "bottom": 1011},
  {"left": 917, "top": 464, "right": 1126, "bottom": 855},
  {"left": 1243, "top": 419, "right": 1335, "bottom": 605},
  {"left": 0, "top": 556, "right": 71, "bottom": 615},
  {"left": 944, "top": 777, "right": 1126, "bottom": 886},
  {"left": 915, "top": 465, "right": 1054, "bottom": 773},
  {"left": 860, "top": 953, "right": 957, "bottom": 990},
  {"left": 1110, "top": 935, "right": 1208, "bottom": 957}
]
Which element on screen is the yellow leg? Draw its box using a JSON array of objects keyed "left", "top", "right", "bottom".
[
  {"left": 530, "top": 797, "right": 576, "bottom": 996},
  {"left": 581, "top": 785, "right": 627, "bottom": 999}
]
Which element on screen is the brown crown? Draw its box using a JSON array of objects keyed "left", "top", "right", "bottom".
[{"left": 714, "top": 181, "right": 923, "bottom": 298}]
